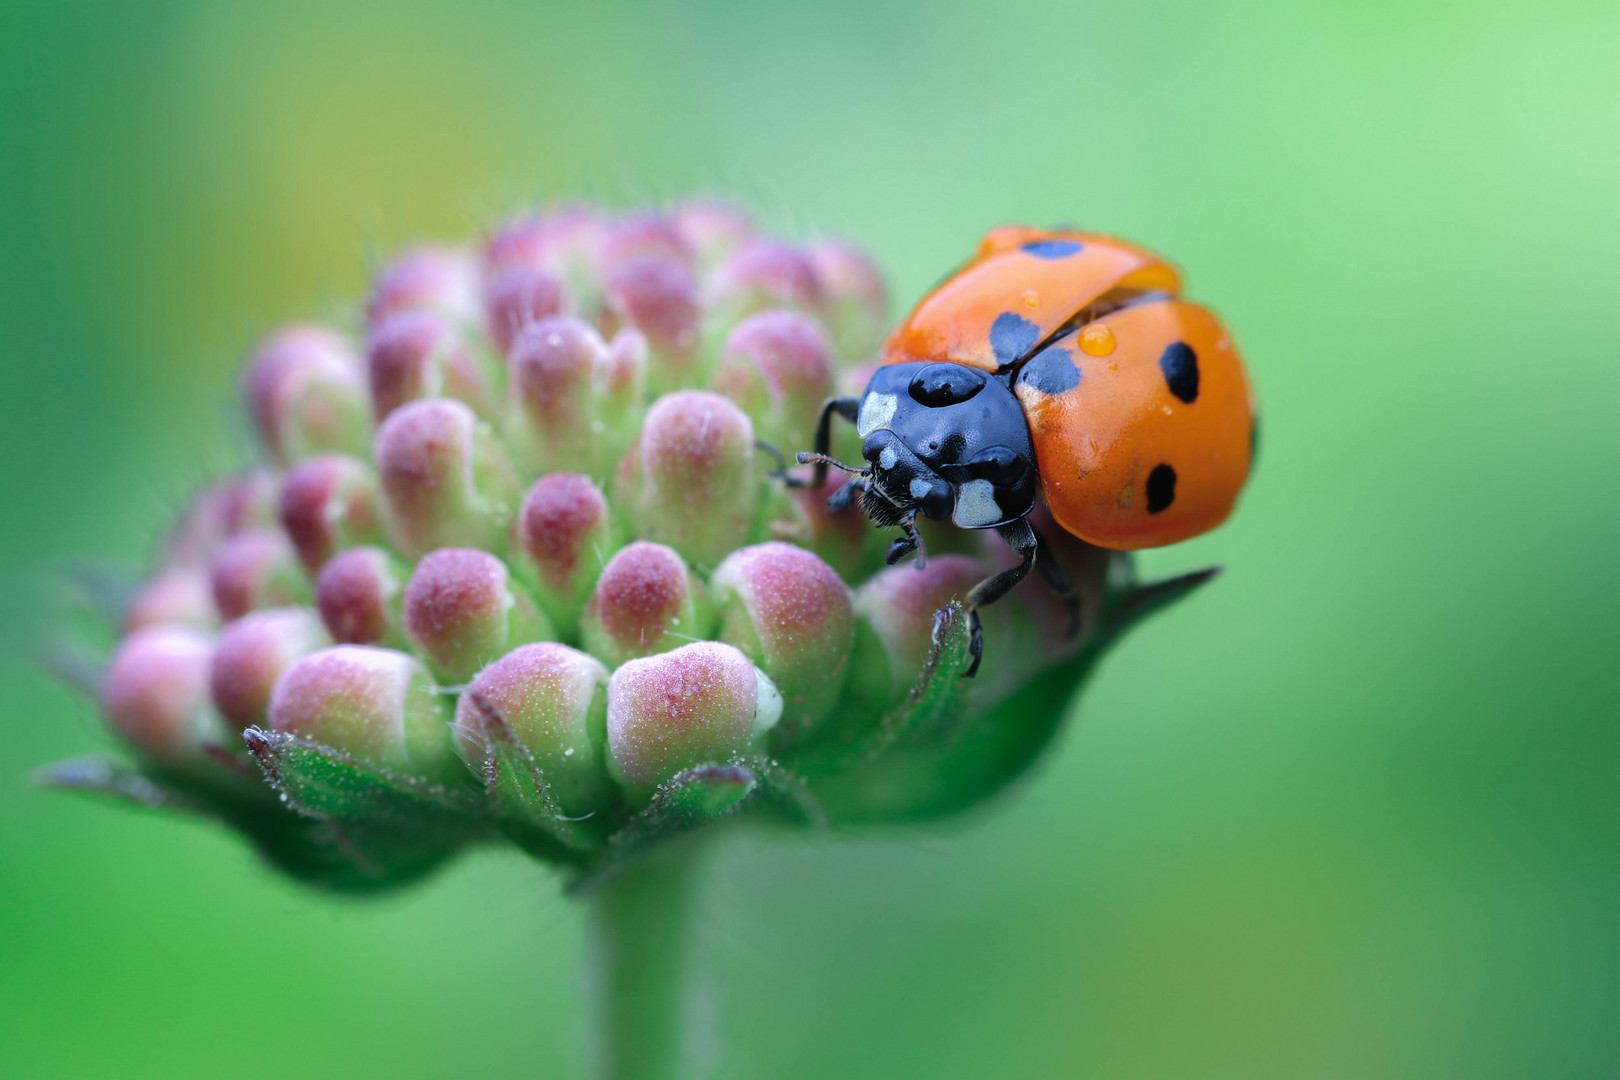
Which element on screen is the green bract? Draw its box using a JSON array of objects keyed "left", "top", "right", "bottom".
[{"left": 43, "top": 202, "right": 1215, "bottom": 893}]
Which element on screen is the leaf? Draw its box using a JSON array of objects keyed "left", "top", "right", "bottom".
[
  {"left": 242, "top": 727, "right": 480, "bottom": 826},
  {"left": 467, "top": 705, "right": 601, "bottom": 862}
]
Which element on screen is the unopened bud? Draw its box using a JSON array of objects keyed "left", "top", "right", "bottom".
[
  {"left": 453, "top": 642, "right": 612, "bottom": 816},
  {"left": 604, "top": 255, "right": 702, "bottom": 386},
  {"left": 598, "top": 215, "right": 693, "bottom": 275},
  {"left": 278, "top": 454, "right": 384, "bottom": 571},
  {"left": 163, "top": 470, "right": 281, "bottom": 570},
  {"left": 210, "top": 608, "right": 330, "bottom": 732},
  {"left": 484, "top": 265, "right": 565, "bottom": 356},
  {"left": 710, "top": 310, "right": 834, "bottom": 451},
  {"left": 511, "top": 474, "right": 612, "bottom": 631},
  {"left": 711, "top": 542, "right": 853, "bottom": 736},
  {"left": 403, "top": 548, "right": 550, "bottom": 683},
  {"left": 210, "top": 529, "right": 310, "bottom": 621},
  {"left": 124, "top": 568, "right": 219, "bottom": 632},
  {"left": 807, "top": 239, "right": 889, "bottom": 360},
  {"left": 615, "top": 391, "right": 758, "bottom": 568},
  {"left": 242, "top": 325, "right": 371, "bottom": 464},
  {"left": 268, "top": 646, "right": 454, "bottom": 777},
  {"left": 675, "top": 199, "right": 756, "bottom": 267},
  {"left": 373, "top": 398, "right": 522, "bottom": 557},
  {"left": 579, "top": 541, "right": 710, "bottom": 668},
  {"left": 315, "top": 545, "right": 408, "bottom": 646},
  {"left": 709, "top": 238, "right": 823, "bottom": 323},
  {"left": 486, "top": 207, "right": 600, "bottom": 278},
  {"left": 853, "top": 555, "right": 986, "bottom": 705},
  {"left": 605, "top": 641, "right": 781, "bottom": 798},
  {"left": 769, "top": 472, "right": 882, "bottom": 582},
  {"left": 101, "top": 626, "right": 222, "bottom": 764},
  {"left": 366, "top": 245, "right": 481, "bottom": 329},
  {"left": 503, "top": 317, "right": 646, "bottom": 480},
  {"left": 367, "top": 310, "right": 499, "bottom": 421}
]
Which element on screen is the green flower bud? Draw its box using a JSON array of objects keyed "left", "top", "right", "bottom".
[
  {"left": 511, "top": 473, "right": 613, "bottom": 632},
  {"left": 580, "top": 541, "right": 710, "bottom": 668},
  {"left": 163, "top": 470, "right": 281, "bottom": 571},
  {"left": 209, "top": 528, "right": 311, "bottom": 621},
  {"left": 709, "top": 238, "right": 824, "bottom": 324},
  {"left": 374, "top": 398, "right": 522, "bottom": 558},
  {"left": 209, "top": 607, "right": 330, "bottom": 732},
  {"left": 366, "top": 245, "right": 481, "bottom": 329},
  {"left": 402, "top": 548, "right": 550, "bottom": 683},
  {"left": 852, "top": 555, "right": 987, "bottom": 707},
  {"left": 242, "top": 324, "right": 371, "bottom": 465},
  {"left": 807, "top": 239, "right": 889, "bottom": 360},
  {"left": 605, "top": 255, "right": 702, "bottom": 389},
  {"left": 278, "top": 453, "right": 384, "bottom": 572},
  {"left": 605, "top": 641, "right": 781, "bottom": 800},
  {"left": 484, "top": 207, "right": 601, "bottom": 313},
  {"left": 598, "top": 215, "right": 694, "bottom": 275},
  {"left": 315, "top": 545, "right": 408, "bottom": 647},
  {"left": 124, "top": 568, "right": 219, "bottom": 633},
  {"left": 674, "top": 199, "right": 756, "bottom": 267},
  {"left": 614, "top": 390, "right": 757, "bottom": 568},
  {"left": 503, "top": 317, "right": 647, "bottom": 482},
  {"left": 268, "top": 645, "right": 453, "bottom": 777},
  {"left": 711, "top": 542, "right": 853, "bottom": 738},
  {"left": 101, "top": 626, "right": 223, "bottom": 764},
  {"left": 484, "top": 264, "right": 565, "bottom": 355},
  {"left": 453, "top": 642, "right": 613, "bottom": 817}
]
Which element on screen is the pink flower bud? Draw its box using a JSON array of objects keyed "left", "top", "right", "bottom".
[
  {"left": 367, "top": 310, "right": 498, "bottom": 421},
  {"left": 806, "top": 239, "right": 889, "bottom": 359},
  {"left": 268, "top": 646, "right": 453, "bottom": 776},
  {"left": 614, "top": 391, "right": 758, "bottom": 568},
  {"left": 403, "top": 548, "right": 550, "bottom": 683},
  {"left": 597, "top": 214, "right": 693, "bottom": 275},
  {"left": 711, "top": 542, "right": 853, "bottom": 735},
  {"left": 101, "top": 626, "right": 222, "bottom": 763},
  {"left": 484, "top": 265, "right": 565, "bottom": 355},
  {"left": 485, "top": 207, "right": 599, "bottom": 275},
  {"left": 604, "top": 255, "right": 702, "bottom": 381},
  {"left": 366, "top": 245, "right": 481, "bottom": 329},
  {"left": 315, "top": 546, "right": 408, "bottom": 646},
  {"left": 373, "top": 398, "right": 522, "bottom": 557},
  {"left": 123, "top": 568, "right": 219, "bottom": 632},
  {"left": 854, "top": 555, "right": 987, "bottom": 703},
  {"left": 709, "top": 310, "right": 835, "bottom": 451},
  {"left": 768, "top": 472, "right": 881, "bottom": 582},
  {"left": 503, "top": 317, "right": 643, "bottom": 479},
  {"left": 210, "top": 529, "right": 310, "bottom": 622},
  {"left": 605, "top": 641, "right": 781, "bottom": 797},
  {"left": 278, "top": 454, "right": 384, "bottom": 571},
  {"left": 242, "top": 324, "right": 371, "bottom": 464},
  {"left": 579, "top": 541, "right": 710, "bottom": 668},
  {"left": 452, "top": 642, "right": 612, "bottom": 816},
  {"left": 709, "top": 238, "right": 823, "bottom": 322},
  {"left": 675, "top": 199, "right": 756, "bottom": 266},
  {"left": 511, "top": 474, "right": 612, "bottom": 630},
  {"left": 163, "top": 470, "right": 281, "bottom": 570},
  {"left": 209, "top": 607, "right": 330, "bottom": 732}
]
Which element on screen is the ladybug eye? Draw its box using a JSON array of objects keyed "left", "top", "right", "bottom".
[
  {"left": 964, "top": 445, "right": 1026, "bottom": 485},
  {"left": 908, "top": 363, "right": 985, "bottom": 408}
]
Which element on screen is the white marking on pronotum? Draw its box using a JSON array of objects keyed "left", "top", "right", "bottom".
[
  {"left": 879, "top": 445, "right": 898, "bottom": 471},
  {"left": 856, "top": 392, "right": 898, "bottom": 437},
  {"left": 909, "top": 477, "right": 932, "bottom": 500},
  {"left": 952, "top": 478, "right": 1001, "bottom": 527}
]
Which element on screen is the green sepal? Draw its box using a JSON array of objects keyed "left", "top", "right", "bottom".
[
  {"left": 242, "top": 726, "right": 480, "bottom": 825},
  {"left": 805, "top": 567, "right": 1221, "bottom": 824},
  {"left": 469, "top": 708, "right": 606, "bottom": 864}
]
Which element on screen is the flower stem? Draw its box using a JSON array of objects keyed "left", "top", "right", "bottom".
[{"left": 585, "top": 841, "right": 703, "bottom": 1080}]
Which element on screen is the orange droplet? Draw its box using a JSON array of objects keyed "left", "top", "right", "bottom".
[
  {"left": 1079, "top": 323, "right": 1116, "bottom": 357},
  {"left": 1021, "top": 289, "right": 1040, "bottom": 308}
]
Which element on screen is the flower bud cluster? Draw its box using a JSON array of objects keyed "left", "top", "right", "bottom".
[{"left": 69, "top": 200, "right": 1149, "bottom": 889}]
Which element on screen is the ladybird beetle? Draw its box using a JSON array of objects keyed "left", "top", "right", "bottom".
[{"left": 796, "top": 225, "right": 1255, "bottom": 676}]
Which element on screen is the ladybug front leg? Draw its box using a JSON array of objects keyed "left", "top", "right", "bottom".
[
  {"left": 802, "top": 395, "right": 861, "bottom": 488},
  {"left": 962, "top": 518, "right": 1038, "bottom": 678}
]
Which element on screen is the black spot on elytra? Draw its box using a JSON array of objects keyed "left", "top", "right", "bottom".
[
  {"left": 1159, "top": 341, "right": 1199, "bottom": 403},
  {"left": 1146, "top": 464, "right": 1176, "bottom": 514},
  {"left": 1016, "top": 348, "right": 1080, "bottom": 396},
  {"left": 1021, "top": 239, "right": 1084, "bottom": 260},
  {"left": 990, "top": 312, "right": 1040, "bottom": 368}
]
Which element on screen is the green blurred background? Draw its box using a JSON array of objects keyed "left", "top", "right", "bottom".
[{"left": 3, "top": 0, "right": 1617, "bottom": 1076}]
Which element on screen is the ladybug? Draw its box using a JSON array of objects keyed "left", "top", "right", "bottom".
[{"left": 797, "top": 225, "right": 1255, "bottom": 676}]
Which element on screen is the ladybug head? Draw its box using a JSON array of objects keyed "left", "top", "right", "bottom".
[{"left": 853, "top": 362, "right": 1039, "bottom": 530}]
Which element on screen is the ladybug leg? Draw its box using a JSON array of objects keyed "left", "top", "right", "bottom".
[
  {"left": 825, "top": 475, "right": 865, "bottom": 514},
  {"left": 961, "top": 518, "right": 1038, "bottom": 678},
  {"left": 755, "top": 439, "right": 805, "bottom": 488},
  {"left": 798, "top": 395, "right": 862, "bottom": 488},
  {"left": 1028, "top": 523, "right": 1081, "bottom": 637},
  {"left": 884, "top": 515, "right": 929, "bottom": 568}
]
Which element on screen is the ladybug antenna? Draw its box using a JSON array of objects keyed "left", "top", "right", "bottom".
[{"left": 794, "top": 451, "right": 866, "bottom": 477}]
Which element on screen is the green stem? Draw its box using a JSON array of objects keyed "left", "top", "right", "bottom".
[{"left": 585, "top": 842, "right": 703, "bottom": 1080}]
